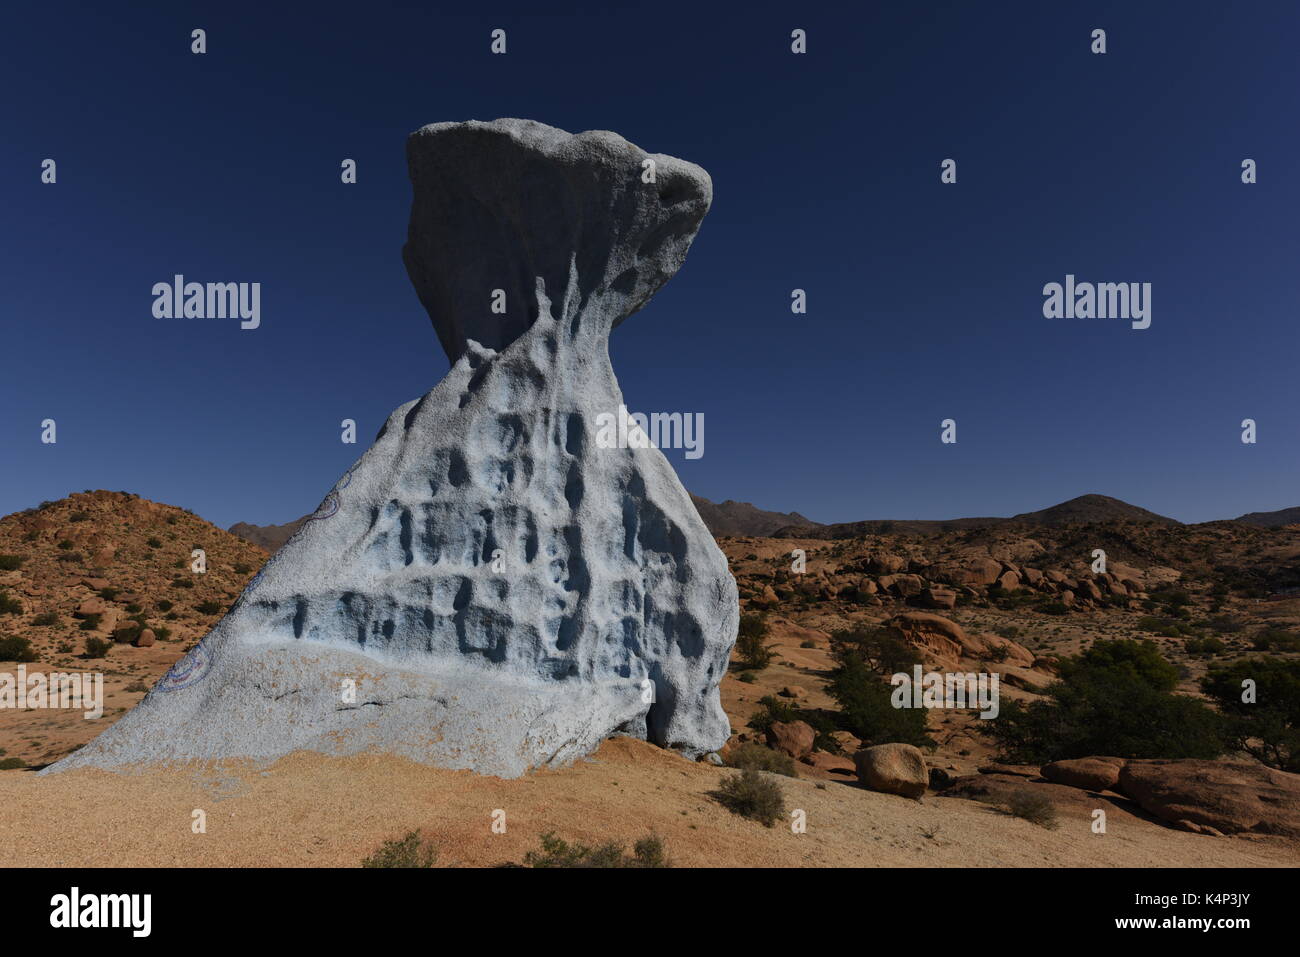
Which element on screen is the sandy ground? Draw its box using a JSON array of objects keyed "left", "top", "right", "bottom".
[{"left": 0, "top": 737, "right": 1293, "bottom": 868}]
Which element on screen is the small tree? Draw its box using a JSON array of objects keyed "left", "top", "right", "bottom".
[
  {"left": 1202, "top": 658, "right": 1300, "bottom": 772},
  {"left": 735, "top": 612, "right": 774, "bottom": 670}
]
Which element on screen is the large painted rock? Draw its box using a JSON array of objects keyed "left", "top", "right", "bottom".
[{"left": 51, "top": 118, "right": 738, "bottom": 778}]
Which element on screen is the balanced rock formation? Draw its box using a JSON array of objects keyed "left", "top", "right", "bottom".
[{"left": 51, "top": 119, "right": 737, "bottom": 778}]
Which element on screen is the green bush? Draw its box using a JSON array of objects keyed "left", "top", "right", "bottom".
[
  {"left": 1037, "top": 602, "right": 1069, "bottom": 616},
  {"left": 234, "top": 563, "right": 252, "bottom": 575},
  {"left": 715, "top": 768, "right": 786, "bottom": 827},
  {"left": 171, "top": 578, "right": 194, "bottom": 589},
  {"left": 147, "top": 537, "right": 162, "bottom": 549},
  {"left": 78, "top": 614, "right": 102, "bottom": 631},
  {"left": 0, "top": 555, "right": 25, "bottom": 570},
  {"left": 523, "top": 832, "right": 669, "bottom": 868},
  {"left": 69, "top": 511, "right": 90, "bottom": 522},
  {"left": 361, "top": 830, "right": 438, "bottom": 868},
  {"left": 1202, "top": 658, "right": 1300, "bottom": 772},
  {"left": 1183, "top": 636, "right": 1226, "bottom": 656},
  {"left": 0, "top": 590, "right": 22, "bottom": 616},
  {"left": 827, "top": 655, "right": 933, "bottom": 749},
  {"left": 0, "top": 758, "right": 27, "bottom": 770},
  {"left": 32, "top": 612, "right": 59, "bottom": 626},
  {"left": 0, "top": 635, "right": 37, "bottom": 663},
  {"left": 56, "top": 552, "right": 83, "bottom": 563},
  {"left": 156, "top": 599, "right": 173, "bottom": 612},
  {"left": 829, "top": 624, "right": 920, "bottom": 676},
  {"left": 1252, "top": 628, "right": 1300, "bottom": 652},
  {"left": 745, "top": 694, "right": 798, "bottom": 735},
  {"left": 735, "top": 612, "right": 774, "bottom": 670},
  {"left": 196, "top": 600, "right": 223, "bottom": 615},
  {"left": 83, "top": 637, "right": 111, "bottom": 658},
  {"left": 727, "top": 742, "right": 797, "bottom": 777},
  {"left": 97, "top": 587, "right": 118, "bottom": 600},
  {"left": 984, "top": 640, "right": 1224, "bottom": 764}
]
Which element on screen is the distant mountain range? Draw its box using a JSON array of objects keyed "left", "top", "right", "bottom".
[
  {"left": 1236, "top": 505, "right": 1300, "bottom": 528},
  {"left": 227, "top": 493, "right": 1299, "bottom": 550}
]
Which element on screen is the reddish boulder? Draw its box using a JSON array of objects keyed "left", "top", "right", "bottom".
[
  {"left": 1117, "top": 760, "right": 1300, "bottom": 837},
  {"left": 1041, "top": 756, "right": 1126, "bottom": 792},
  {"left": 854, "top": 743, "right": 928, "bottom": 798},
  {"left": 765, "top": 720, "right": 815, "bottom": 760}
]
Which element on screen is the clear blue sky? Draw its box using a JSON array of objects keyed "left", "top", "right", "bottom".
[{"left": 2, "top": 1, "right": 1297, "bottom": 528}]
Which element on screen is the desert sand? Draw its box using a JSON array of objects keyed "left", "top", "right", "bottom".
[{"left": 0, "top": 737, "right": 1292, "bottom": 868}]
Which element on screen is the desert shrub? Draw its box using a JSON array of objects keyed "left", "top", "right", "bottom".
[
  {"left": 146, "top": 537, "right": 162, "bottom": 549},
  {"left": 153, "top": 626, "right": 173, "bottom": 641},
  {"left": 113, "top": 624, "right": 142, "bottom": 644},
  {"left": 1062, "top": 638, "right": 1180, "bottom": 691},
  {"left": 56, "top": 540, "right": 72, "bottom": 550},
  {"left": 829, "top": 623, "right": 920, "bottom": 676},
  {"left": 826, "top": 655, "right": 933, "bottom": 749},
  {"left": 0, "top": 591, "right": 23, "bottom": 615},
  {"left": 97, "top": 587, "right": 118, "bottom": 601},
  {"left": 727, "top": 742, "right": 797, "bottom": 777},
  {"left": 0, "top": 555, "right": 25, "bottom": 570},
  {"left": 737, "top": 671, "right": 756, "bottom": 683},
  {"left": 56, "top": 641, "right": 73, "bottom": 654},
  {"left": 715, "top": 768, "right": 785, "bottom": 827},
  {"left": 196, "top": 600, "right": 223, "bottom": 615},
  {"left": 171, "top": 578, "right": 194, "bottom": 589},
  {"left": 0, "top": 758, "right": 27, "bottom": 770},
  {"left": 0, "top": 635, "right": 37, "bottom": 662},
  {"left": 83, "top": 637, "right": 111, "bottom": 658},
  {"left": 1252, "top": 628, "right": 1300, "bottom": 652},
  {"left": 984, "top": 640, "right": 1224, "bottom": 764},
  {"left": 78, "top": 614, "right": 102, "bottom": 631},
  {"left": 56, "top": 552, "right": 83, "bottom": 563},
  {"left": 69, "top": 511, "right": 89, "bottom": 522},
  {"left": 125, "top": 680, "right": 150, "bottom": 692},
  {"left": 124, "top": 603, "right": 141, "bottom": 614},
  {"left": 1207, "top": 616, "right": 1245, "bottom": 634},
  {"left": 32, "top": 612, "right": 59, "bottom": 626},
  {"left": 156, "top": 599, "right": 173, "bottom": 612},
  {"left": 800, "top": 639, "right": 817, "bottom": 648},
  {"left": 523, "top": 832, "right": 669, "bottom": 868},
  {"left": 1202, "top": 658, "right": 1300, "bottom": 772},
  {"left": 1006, "top": 790, "right": 1059, "bottom": 829},
  {"left": 1183, "top": 636, "right": 1226, "bottom": 656},
  {"left": 361, "top": 830, "right": 437, "bottom": 868},
  {"left": 234, "top": 563, "right": 252, "bottom": 575},
  {"left": 735, "top": 613, "right": 774, "bottom": 670},
  {"left": 745, "top": 694, "right": 798, "bottom": 735}
]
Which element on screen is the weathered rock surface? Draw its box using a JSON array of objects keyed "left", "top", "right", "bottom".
[
  {"left": 766, "top": 720, "right": 815, "bottom": 759},
  {"left": 1041, "top": 756, "right": 1125, "bottom": 792},
  {"left": 854, "top": 742, "right": 928, "bottom": 798},
  {"left": 51, "top": 119, "right": 737, "bottom": 778},
  {"left": 1116, "top": 760, "right": 1300, "bottom": 837}
]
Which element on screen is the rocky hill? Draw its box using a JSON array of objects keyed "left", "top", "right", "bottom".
[
  {"left": 227, "top": 515, "right": 308, "bottom": 552},
  {"left": 773, "top": 493, "right": 1177, "bottom": 538},
  {"left": 0, "top": 491, "right": 266, "bottom": 767},
  {"left": 1237, "top": 505, "right": 1300, "bottom": 528},
  {"left": 688, "top": 494, "right": 820, "bottom": 537}
]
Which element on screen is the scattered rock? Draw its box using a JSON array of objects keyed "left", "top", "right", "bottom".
[
  {"left": 854, "top": 743, "right": 928, "bottom": 799},
  {"left": 1041, "top": 756, "right": 1125, "bottom": 792},
  {"left": 766, "top": 720, "right": 816, "bottom": 759}
]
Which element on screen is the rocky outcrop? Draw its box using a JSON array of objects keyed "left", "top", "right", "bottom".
[
  {"left": 1117, "top": 760, "right": 1300, "bottom": 837},
  {"left": 1041, "top": 756, "right": 1125, "bottom": 792},
  {"left": 50, "top": 119, "right": 737, "bottom": 779}
]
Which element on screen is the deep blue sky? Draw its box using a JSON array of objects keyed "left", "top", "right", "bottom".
[{"left": 3, "top": 1, "right": 1297, "bottom": 528}]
